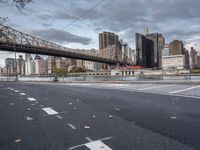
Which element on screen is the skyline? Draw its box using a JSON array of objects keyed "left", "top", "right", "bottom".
[{"left": 1, "top": 0, "right": 200, "bottom": 65}]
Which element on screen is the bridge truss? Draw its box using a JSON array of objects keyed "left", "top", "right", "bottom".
[{"left": 0, "top": 25, "right": 133, "bottom": 65}]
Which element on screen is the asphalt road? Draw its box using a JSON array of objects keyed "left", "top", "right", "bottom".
[{"left": 0, "top": 82, "right": 200, "bottom": 150}]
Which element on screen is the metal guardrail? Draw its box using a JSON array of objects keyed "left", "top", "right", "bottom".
[{"left": 0, "top": 77, "right": 17, "bottom": 82}]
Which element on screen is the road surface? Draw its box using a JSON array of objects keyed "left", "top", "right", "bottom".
[{"left": 0, "top": 82, "right": 200, "bottom": 150}]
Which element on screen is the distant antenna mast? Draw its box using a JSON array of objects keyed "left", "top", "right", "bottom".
[{"left": 145, "top": 27, "right": 149, "bottom": 35}]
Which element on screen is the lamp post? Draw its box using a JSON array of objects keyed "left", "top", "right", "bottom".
[{"left": 13, "top": 44, "right": 18, "bottom": 81}]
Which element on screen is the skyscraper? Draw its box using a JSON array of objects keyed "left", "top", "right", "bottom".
[
  {"left": 197, "top": 56, "right": 200, "bottom": 69},
  {"left": 184, "top": 48, "right": 190, "bottom": 69},
  {"left": 48, "top": 56, "right": 56, "bottom": 73},
  {"left": 99, "top": 31, "right": 123, "bottom": 69},
  {"left": 190, "top": 47, "right": 198, "bottom": 69},
  {"left": 99, "top": 31, "right": 119, "bottom": 50},
  {"left": 5, "top": 58, "right": 15, "bottom": 75},
  {"left": 169, "top": 40, "right": 184, "bottom": 55},
  {"left": 146, "top": 33, "right": 165, "bottom": 68},
  {"left": 135, "top": 33, "right": 154, "bottom": 68},
  {"left": 17, "top": 55, "right": 25, "bottom": 75},
  {"left": 35, "top": 56, "right": 48, "bottom": 74},
  {"left": 25, "top": 54, "right": 32, "bottom": 76},
  {"left": 136, "top": 30, "right": 165, "bottom": 68}
]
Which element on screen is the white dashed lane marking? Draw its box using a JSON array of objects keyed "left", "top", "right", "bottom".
[
  {"left": 20, "top": 93, "right": 26, "bottom": 96},
  {"left": 27, "top": 98, "right": 36, "bottom": 101},
  {"left": 42, "top": 107, "right": 58, "bottom": 115},
  {"left": 170, "top": 116, "right": 177, "bottom": 119},
  {"left": 56, "top": 115, "right": 63, "bottom": 119},
  {"left": 68, "top": 123, "right": 77, "bottom": 130}
]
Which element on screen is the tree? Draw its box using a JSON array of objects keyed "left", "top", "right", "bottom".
[
  {"left": 0, "top": 0, "right": 32, "bottom": 24},
  {"left": 0, "top": 0, "right": 32, "bottom": 11}
]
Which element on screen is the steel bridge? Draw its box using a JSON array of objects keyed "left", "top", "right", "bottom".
[{"left": 0, "top": 25, "right": 133, "bottom": 65}]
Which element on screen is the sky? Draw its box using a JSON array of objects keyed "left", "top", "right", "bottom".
[{"left": 1, "top": 0, "right": 200, "bottom": 66}]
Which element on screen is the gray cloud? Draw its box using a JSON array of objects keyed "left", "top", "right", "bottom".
[
  {"left": 2, "top": 0, "right": 200, "bottom": 51},
  {"left": 31, "top": 28, "right": 92, "bottom": 45},
  {"left": 41, "top": 23, "right": 52, "bottom": 27}
]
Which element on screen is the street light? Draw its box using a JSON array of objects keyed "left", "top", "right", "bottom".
[{"left": 13, "top": 44, "right": 18, "bottom": 81}]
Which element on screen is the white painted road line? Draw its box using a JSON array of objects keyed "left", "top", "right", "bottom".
[
  {"left": 27, "top": 97, "right": 36, "bottom": 101},
  {"left": 56, "top": 115, "right": 63, "bottom": 119},
  {"left": 170, "top": 116, "right": 177, "bottom": 119},
  {"left": 14, "top": 90, "right": 19, "bottom": 93},
  {"left": 169, "top": 85, "right": 200, "bottom": 94},
  {"left": 85, "top": 137, "right": 93, "bottom": 142},
  {"left": 68, "top": 123, "right": 77, "bottom": 130},
  {"left": 68, "top": 137, "right": 113, "bottom": 150},
  {"left": 138, "top": 85, "right": 172, "bottom": 91},
  {"left": 42, "top": 107, "right": 58, "bottom": 115},
  {"left": 20, "top": 93, "right": 26, "bottom": 96},
  {"left": 85, "top": 140, "right": 112, "bottom": 150}
]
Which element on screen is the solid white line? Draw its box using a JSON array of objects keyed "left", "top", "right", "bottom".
[
  {"left": 27, "top": 97, "right": 36, "bottom": 101},
  {"left": 56, "top": 115, "right": 63, "bottom": 119},
  {"left": 42, "top": 107, "right": 58, "bottom": 115},
  {"left": 85, "top": 140, "right": 112, "bottom": 150},
  {"left": 138, "top": 85, "right": 172, "bottom": 91},
  {"left": 139, "top": 89, "right": 200, "bottom": 99},
  {"left": 68, "top": 123, "right": 77, "bottom": 130},
  {"left": 169, "top": 85, "right": 200, "bottom": 94}
]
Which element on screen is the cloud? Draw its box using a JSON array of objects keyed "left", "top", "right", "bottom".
[
  {"left": 31, "top": 28, "right": 92, "bottom": 45},
  {"left": 41, "top": 23, "right": 52, "bottom": 27},
  {"left": 1, "top": 0, "right": 200, "bottom": 52}
]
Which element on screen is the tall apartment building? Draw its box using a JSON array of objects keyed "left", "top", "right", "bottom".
[
  {"left": 99, "top": 31, "right": 124, "bottom": 69},
  {"left": 56, "top": 58, "right": 67, "bottom": 70},
  {"left": 184, "top": 49, "right": 190, "bottom": 69},
  {"left": 48, "top": 56, "right": 56, "bottom": 73},
  {"left": 5, "top": 58, "right": 15, "bottom": 75},
  {"left": 169, "top": 40, "right": 184, "bottom": 55},
  {"left": 17, "top": 55, "right": 25, "bottom": 75},
  {"left": 0, "top": 67, "right": 3, "bottom": 75},
  {"left": 99, "top": 31, "right": 119, "bottom": 50},
  {"left": 35, "top": 57, "right": 48, "bottom": 74},
  {"left": 5, "top": 56, "right": 25, "bottom": 75},
  {"left": 190, "top": 47, "right": 198, "bottom": 69},
  {"left": 197, "top": 56, "right": 200, "bottom": 68},
  {"left": 25, "top": 54, "right": 32, "bottom": 76}
]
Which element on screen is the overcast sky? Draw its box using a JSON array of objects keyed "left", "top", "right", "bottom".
[{"left": 1, "top": 0, "right": 200, "bottom": 66}]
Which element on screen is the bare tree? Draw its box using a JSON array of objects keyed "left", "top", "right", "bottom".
[
  {"left": 0, "top": 0, "right": 32, "bottom": 11},
  {"left": 0, "top": 0, "right": 32, "bottom": 24}
]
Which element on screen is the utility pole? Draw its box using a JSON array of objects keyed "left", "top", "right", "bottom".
[{"left": 13, "top": 44, "right": 18, "bottom": 81}]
